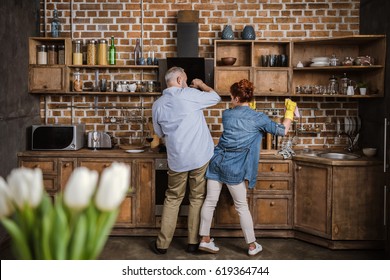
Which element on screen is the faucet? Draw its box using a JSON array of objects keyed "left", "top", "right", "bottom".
[{"left": 338, "top": 132, "right": 354, "bottom": 152}]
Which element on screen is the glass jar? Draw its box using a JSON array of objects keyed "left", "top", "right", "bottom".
[
  {"left": 47, "top": 45, "right": 58, "bottom": 64},
  {"left": 97, "top": 39, "right": 107, "bottom": 65},
  {"left": 36, "top": 45, "right": 47, "bottom": 65},
  {"left": 73, "top": 68, "right": 83, "bottom": 92},
  {"left": 87, "top": 39, "right": 97, "bottom": 65},
  {"left": 58, "top": 45, "right": 65, "bottom": 64},
  {"left": 72, "top": 40, "right": 83, "bottom": 65},
  {"left": 147, "top": 81, "right": 154, "bottom": 92}
]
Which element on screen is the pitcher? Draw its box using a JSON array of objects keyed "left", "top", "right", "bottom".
[{"left": 347, "top": 80, "right": 357, "bottom": 95}]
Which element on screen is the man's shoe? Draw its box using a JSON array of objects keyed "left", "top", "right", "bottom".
[
  {"left": 198, "top": 238, "right": 219, "bottom": 254},
  {"left": 186, "top": 243, "right": 199, "bottom": 253},
  {"left": 150, "top": 241, "right": 167, "bottom": 255},
  {"left": 248, "top": 242, "right": 262, "bottom": 256}
]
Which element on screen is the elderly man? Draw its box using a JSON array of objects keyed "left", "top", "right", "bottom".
[{"left": 151, "top": 66, "right": 220, "bottom": 254}]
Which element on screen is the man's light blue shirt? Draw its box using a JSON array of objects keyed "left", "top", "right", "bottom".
[{"left": 152, "top": 86, "right": 221, "bottom": 172}]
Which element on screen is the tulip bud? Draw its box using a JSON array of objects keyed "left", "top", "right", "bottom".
[
  {"left": 0, "top": 177, "right": 14, "bottom": 218},
  {"left": 7, "top": 168, "right": 44, "bottom": 210},
  {"left": 64, "top": 167, "right": 98, "bottom": 210},
  {"left": 95, "top": 162, "right": 130, "bottom": 211}
]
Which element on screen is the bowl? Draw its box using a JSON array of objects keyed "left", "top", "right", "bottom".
[
  {"left": 362, "top": 148, "right": 377, "bottom": 157},
  {"left": 221, "top": 57, "right": 237, "bottom": 66}
]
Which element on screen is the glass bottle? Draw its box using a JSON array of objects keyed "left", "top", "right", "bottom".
[
  {"left": 47, "top": 45, "right": 58, "bottom": 64},
  {"left": 73, "top": 68, "right": 82, "bottom": 92},
  {"left": 72, "top": 40, "right": 83, "bottom": 65},
  {"left": 109, "top": 36, "right": 116, "bottom": 65},
  {"left": 87, "top": 39, "right": 97, "bottom": 65},
  {"left": 134, "top": 38, "right": 142, "bottom": 65},
  {"left": 51, "top": 9, "right": 61, "bottom": 38},
  {"left": 147, "top": 40, "right": 155, "bottom": 65},
  {"left": 97, "top": 39, "right": 107, "bottom": 65},
  {"left": 36, "top": 45, "right": 47, "bottom": 65}
]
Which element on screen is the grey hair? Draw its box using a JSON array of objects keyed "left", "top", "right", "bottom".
[{"left": 165, "top": 66, "right": 185, "bottom": 85}]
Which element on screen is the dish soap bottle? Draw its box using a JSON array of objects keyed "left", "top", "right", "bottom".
[
  {"left": 51, "top": 9, "right": 61, "bottom": 38},
  {"left": 109, "top": 36, "right": 116, "bottom": 65}
]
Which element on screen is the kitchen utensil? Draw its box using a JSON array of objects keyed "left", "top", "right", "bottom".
[
  {"left": 350, "top": 117, "right": 356, "bottom": 135},
  {"left": 362, "top": 147, "right": 377, "bottom": 157},
  {"left": 221, "top": 57, "right": 237, "bottom": 66}
]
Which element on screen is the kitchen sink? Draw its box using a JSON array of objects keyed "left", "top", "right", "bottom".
[{"left": 317, "top": 152, "right": 360, "bottom": 160}]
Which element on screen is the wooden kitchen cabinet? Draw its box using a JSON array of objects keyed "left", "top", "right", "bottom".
[
  {"left": 28, "top": 37, "right": 71, "bottom": 93},
  {"left": 213, "top": 35, "right": 385, "bottom": 98},
  {"left": 294, "top": 160, "right": 385, "bottom": 249},
  {"left": 214, "top": 159, "right": 293, "bottom": 231}
]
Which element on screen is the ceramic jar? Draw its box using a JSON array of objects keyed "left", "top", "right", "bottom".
[
  {"left": 221, "top": 25, "right": 234, "bottom": 39},
  {"left": 242, "top": 25, "right": 256, "bottom": 40}
]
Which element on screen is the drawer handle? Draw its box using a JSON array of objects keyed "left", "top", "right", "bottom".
[
  {"left": 64, "top": 163, "right": 70, "bottom": 167},
  {"left": 269, "top": 183, "right": 275, "bottom": 189},
  {"left": 270, "top": 202, "right": 275, "bottom": 207},
  {"left": 297, "top": 166, "right": 302, "bottom": 171},
  {"left": 269, "top": 88, "right": 274, "bottom": 92},
  {"left": 104, "top": 163, "right": 111, "bottom": 168},
  {"left": 34, "top": 164, "right": 40, "bottom": 168},
  {"left": 270, "top": 166, "right": 275, "bottom": 171}
]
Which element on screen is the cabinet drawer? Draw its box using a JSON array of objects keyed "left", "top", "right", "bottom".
[
  {"left": 43, "top": 175, "right": 58, "bottom": 191},
  {"left": 254, "top": 178, "right": 291, "bottom": 192},
  {"left": 253, "top": 69, "right": 289, "bottom": 94},
  {"left": 258, "top": 161, "right": 291, "bottom": 176},
  {"left": 253, "top": 195, "right": 292, "bottom": 228},
  {"left": 19, "top": 158, "right": 57, "bottom": 174},
  {"left": 78, "top": 159, "right": 116, "bottom": 173}
]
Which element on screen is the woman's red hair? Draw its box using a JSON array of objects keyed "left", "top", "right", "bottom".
[{"left": 230, "top": 79, "right": 254, "bottom": 103}]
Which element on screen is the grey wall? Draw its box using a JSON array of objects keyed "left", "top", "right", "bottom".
[{"left": 0, "top": 0, "right": 41, "bottom": 179}]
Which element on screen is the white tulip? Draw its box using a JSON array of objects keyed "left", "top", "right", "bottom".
[
  {"left": 0, "top": 177, "right": 14, "bottom": 218},
  {"left": 64, "top": 167, "right": 98, "bottom": 210},
  {"left": 7, "top": 168, "right": 44, "bottom": 209},
  {"left": 95, "top": 162, "right": 130, "bottom": 211}
]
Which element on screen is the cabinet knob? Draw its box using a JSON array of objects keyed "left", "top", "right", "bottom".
[
  {"left": 64, "top": 163, "right": 70, "bottom": 167},
  {"left": 270, "top": 166, "right": 275, "bottom": 171},
  {"left": 34, "top": 164, "right": 40, "bottom": 168},
  {"left": 269, "top": 88, "right": 274, "bottom": 92},
  {"left": 270, "top": 201, "right": 275, "bottom": 207},
  {"left": 297, "top": 166, "right": 302, "bottom": 171},
  {"left": 269, "top": 183, "right": 275, "bottom": 189},
  {"left": 104, "top": 163, "right": 111, "bottom": 168}
]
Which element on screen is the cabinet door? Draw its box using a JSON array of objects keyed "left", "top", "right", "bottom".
[
  {"left": 58, "top": 158, "right": 76, "bottom": 191},
  {"left": 19, "top": 158, "right": 58, "bottom": 193},
  {"left": 332, "top": 165, "right": 385, "bottom": 240},
  {"left": 214, "top": 67, "right": 252, "bottom": 95},
  {"left": 294, "top": 162, "right": 332, "bottom": 238},
  {"left": 253, "top": 195, "right": 292, "bottom": 229},
  {"left": 28, "top": 66, "right": 67, "bottom": 93},
  {"left": 78, "top": 159, "right": 135, "bottom": 227},
  {"left": 253, "top": 69, "right": 289, "bottom": 95},
  {"left": 135, "top": 159, "right": 155, "bottom": 227}
]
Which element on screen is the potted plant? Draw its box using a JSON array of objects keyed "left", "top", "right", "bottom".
[{"left": 357, "top": 81, "right": 368, "bottom": 95}]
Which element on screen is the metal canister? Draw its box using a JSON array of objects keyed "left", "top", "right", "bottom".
[{"left": 97, "top": 39, "right": 107, "bottom": 65}]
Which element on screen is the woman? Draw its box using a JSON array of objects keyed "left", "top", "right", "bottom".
[{"left": 198, "top": 79, "right": 296, "bottom": 256}]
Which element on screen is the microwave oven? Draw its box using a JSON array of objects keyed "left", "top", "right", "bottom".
[{"left": 31, "top": 124, "right": 85, "bottom": 150}]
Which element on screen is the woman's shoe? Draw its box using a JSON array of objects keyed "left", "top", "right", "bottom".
[
  {"left": 248, "top": 242, "right": 262, "bottom": 256},
  {"left": 198, "top": 238, "right": 220, "bottom": 254}
]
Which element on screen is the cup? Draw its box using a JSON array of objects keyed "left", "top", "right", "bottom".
[
  {"left": 280, "top": 54, "right": 288, "bottom": 67},
  {"left": 261, "top": 55, "right": 269, "bottom": 67},
  {"left": 268, "top": 54, "right": 277, "bottom": 67}
]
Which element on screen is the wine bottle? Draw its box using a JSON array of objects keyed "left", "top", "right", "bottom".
[{"left": 109, "top": 36, "right": 116, "bottom": 65}]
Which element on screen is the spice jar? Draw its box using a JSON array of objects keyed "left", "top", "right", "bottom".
[
  {"left": 73, "top": 68, "right": 83, "bottom": 92},
  {"left": 97, "top": 39, "right": 107, "bottom": 65},
  {"left": 36, "top": 45, "right": 47, "bottom": 65},
  {"left": 48, "top": 45, "right": 58, "bottom": 64},
  {"left": 58, "top": 45, "right": 65, "bottom": 64},
  {"left": 87, "top": 39, "right": 97, "bottom": 65},
  {"left": 72, "top": 40, "right": 83, "bottom": 65}
]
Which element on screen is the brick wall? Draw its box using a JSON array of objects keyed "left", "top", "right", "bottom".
[{"left": 40, "top": 0, "right": 360, "bottom": 149}]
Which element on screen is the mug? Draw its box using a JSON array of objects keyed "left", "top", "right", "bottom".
[{"left": 261, "top": 55, "right": 269, "bottom": 67}]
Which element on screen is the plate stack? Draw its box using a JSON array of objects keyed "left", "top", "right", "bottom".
[{"left": 310, "top": 57, "right": 330, "bottom": 67}]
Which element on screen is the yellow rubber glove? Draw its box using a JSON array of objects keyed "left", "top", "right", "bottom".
[
  {"left": 249, "top": 100, "right": 256, "bottom": 110},
  {"left": 284, "top": 98, "right": 297, "bottom": 121}
]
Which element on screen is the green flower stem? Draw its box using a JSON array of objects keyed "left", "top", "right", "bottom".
[
  {"left": 51, "top": 198, "right": 70, "bottom": 260},
  {"left": 85, "top": 203, "right": 98, "bottom": 259},
  {"left": 89, "top": 209, "right": 119, "bottom": 260},
  {"left": 1, "top": 218, "right": 32, "bottom": 259},
  {"left": 68, "top": 211, "right": 88, "bottom": 260}
]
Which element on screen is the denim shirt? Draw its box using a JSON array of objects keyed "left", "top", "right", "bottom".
[{"left": 206, "top": 106, "right": 286, "bottom": 189}]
